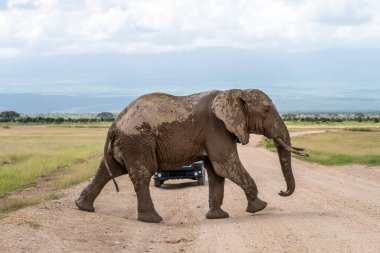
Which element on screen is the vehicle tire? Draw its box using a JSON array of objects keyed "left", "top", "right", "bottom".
[
  {"left": 197, "top": 166, "right": 206, "bottom": 185},
  {"left": 198, "top": 167, "right": 206, "bottom": 185},
  {"left": 197, "top": 176, "right": 205, "bottom": 185},
  {"left": 154, "top": 179, "right": 162, "bottom": 187}
]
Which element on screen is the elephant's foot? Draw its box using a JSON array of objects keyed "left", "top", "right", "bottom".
[
  {"left": 246, "top": 197, "right": 267, "bottom": 213},
  {"left": 206, "top": 207, "right": 229, "bottom": 219},
  {"left": 138, "top": 211, "right": 163, "bottom": 223},
  {"left": 75, "top": 198, "right": 95, "bottom": 212}
]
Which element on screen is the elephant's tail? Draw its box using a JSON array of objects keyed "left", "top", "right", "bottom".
[{"left": 104, "top": 126, "right": 120, "bottom": 192}]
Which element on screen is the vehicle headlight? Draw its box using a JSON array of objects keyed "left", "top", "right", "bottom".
[
  {"left": 154, "top": 172, "right": 158, "bottom": 176},
  {"left": 194, "top": 172, "right": 198, "bottom": 176},
  {"left": 198, "top": 170, "right": 202, "bottom": 174},
  {"left": 158, "top": 173, "right": 162, "bottom": 177}
]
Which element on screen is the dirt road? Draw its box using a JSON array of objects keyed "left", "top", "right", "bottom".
[{"left": 1, "top": 133, "right": 379, "bottom": 252}]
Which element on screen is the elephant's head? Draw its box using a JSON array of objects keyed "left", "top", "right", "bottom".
[{"left": 211, "top": 89, "right": 308, "bottom": 197}]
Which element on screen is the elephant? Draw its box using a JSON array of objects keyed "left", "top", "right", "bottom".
[{"left": 75, "top": 89, "right": 308, "bottom": 223}]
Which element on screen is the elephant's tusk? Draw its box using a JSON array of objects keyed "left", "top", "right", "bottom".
[
  {"left": 274, "top": 138, "right": 310, "bottom": 157},
  {"left": 291, "top": 146, "right": 305, "bottom": 151}
]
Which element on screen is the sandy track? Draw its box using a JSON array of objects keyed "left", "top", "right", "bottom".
[{"left": 0, "top": 133, "right": 379, "bottom": 253}]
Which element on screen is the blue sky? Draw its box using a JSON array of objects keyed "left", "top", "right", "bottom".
[{"left": 0, "top": 0, "right": 380, "bottom": 113}]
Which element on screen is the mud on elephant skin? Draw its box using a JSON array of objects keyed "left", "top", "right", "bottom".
[{"left": 75, "top": 89, "right": 309, "bottom": 223}]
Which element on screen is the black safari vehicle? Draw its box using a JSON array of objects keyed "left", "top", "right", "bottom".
[{"left": 153, "top": 161, "right": 205, "bottom": 187}]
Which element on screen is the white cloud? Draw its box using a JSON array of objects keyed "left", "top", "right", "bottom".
[{"left": 1, "top": 0, "right": 380, "bottom": 57}]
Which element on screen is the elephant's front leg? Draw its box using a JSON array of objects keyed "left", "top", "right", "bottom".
[
  {"left": 128, "top": 167, "right": 162, "bottom": 223},
  {"left": 203, "top": 159, "right": 229, "bottom": 219},
  {"left": 210, "top": 153, "right": 267, "bottom": 214}
]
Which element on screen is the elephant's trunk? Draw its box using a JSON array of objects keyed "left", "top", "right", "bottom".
[{"left": 274, "top": 133, "right": 295, "bottom": 197}]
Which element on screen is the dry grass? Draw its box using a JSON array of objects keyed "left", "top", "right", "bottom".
[
  {"left": 51, "top": 154, "right": 102, "bottom": 190},
  {"left": 0, "top": 126, "right": 107, "bottom": 214},
  {"left": 292, "top": 131, "right": 380, "bottom": 156},
  {"left": 0, "top": 193, "right": 63, "bottom": 214},
  {"left": 285, "top": 121, "right": 380, "bottom": 128},
  {"left": 291, "top": 131, "right": 380, "bottom": 165}
]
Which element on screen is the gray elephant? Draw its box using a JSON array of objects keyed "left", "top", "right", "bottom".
[{"left": 75, "top": 89, "right": 308, "bottom": 223}]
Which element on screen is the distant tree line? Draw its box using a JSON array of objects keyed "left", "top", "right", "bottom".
[
  {"left": 1, "top": 110, "right": 379, "bottom": 124},
  {"left": 0, "top": 111, "right": 116, "bottom": 123},
  {"left": 282, "top": 112, "right": 380, "bottom": 123}
]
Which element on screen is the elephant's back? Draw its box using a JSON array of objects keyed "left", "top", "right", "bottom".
[{"left": 115, "top": 93, "right": 195, "bottom": 135}]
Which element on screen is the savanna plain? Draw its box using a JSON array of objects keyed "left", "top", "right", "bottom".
[{"left": 0, "top": 122, "right": 379, "bottom": 252}]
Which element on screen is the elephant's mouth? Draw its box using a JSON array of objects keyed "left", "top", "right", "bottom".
[{"left": 274, "top": 138, "right": 309, "bottom": 157}]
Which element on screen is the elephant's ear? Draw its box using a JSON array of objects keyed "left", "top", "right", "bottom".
[{"left": 211, "top": 90, "right": 249, "bottom": 145}]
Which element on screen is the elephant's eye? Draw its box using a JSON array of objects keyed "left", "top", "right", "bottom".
[{"left": 265, "top": 108, "right": 270, "bottom": 113}]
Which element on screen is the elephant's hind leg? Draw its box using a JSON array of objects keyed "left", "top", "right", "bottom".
[
  {"left": 128, "top": 165, "right": 162, "bottom": 223},
  {"left": 204, "top": 159, "right": 229, "bottom": 219},
  {"left": 75, "top": 157, "right": 126, "bottom": 212},
  {"left": 121, "top": 137, "right": 162, "bottom": 223}
]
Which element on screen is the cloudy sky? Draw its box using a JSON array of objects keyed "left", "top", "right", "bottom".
[{"left": 1, "top": 0, "right": 380, "bottom": 113}]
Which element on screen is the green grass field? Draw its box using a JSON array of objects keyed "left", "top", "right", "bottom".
[
  {"left": 263, "top": 129, "right": 380, "bottom": 166},
  {"left": 0, "top": 125, "right": 107, "bottom": 214},
  {"left": 291, "top": 130, "right": 380, "bottom": 166}
]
